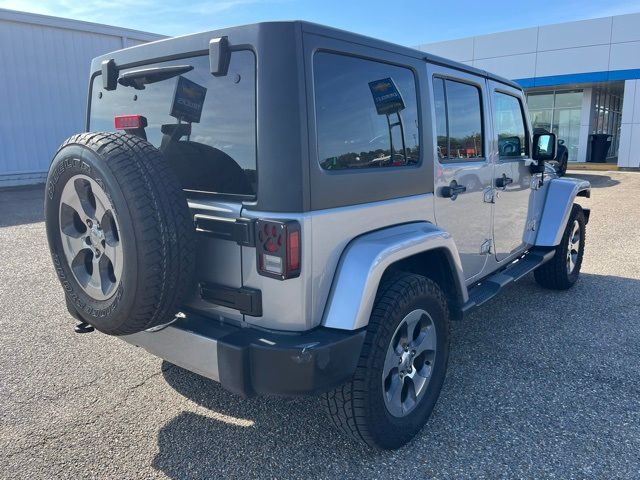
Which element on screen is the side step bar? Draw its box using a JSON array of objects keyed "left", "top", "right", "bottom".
[{"left": 461, "top": 247, "right": 555, "bottom": 316}]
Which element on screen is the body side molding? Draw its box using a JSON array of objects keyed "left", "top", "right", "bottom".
[{"left": 322, "top": 222, "right": 466, "bottom": 331}]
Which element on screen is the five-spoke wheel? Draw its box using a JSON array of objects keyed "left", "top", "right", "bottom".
[
  {"left": 566, "top": 219, "right": 581, "bottom": 275},
  {"left": 382, "top": 308, "right": 437, "bottom": 417},
  {"left": 534, "top": 203, "right": 586, "bottom": 290},
  {"left": 58, "top": 174, "right": 123, "bottom": 300},
  {"left": 323, "top": 273, "right": 449, "bottom": 449}
]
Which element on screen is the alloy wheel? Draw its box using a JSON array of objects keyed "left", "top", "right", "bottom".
[
  {"left": 382, "top": 308, "right": 437, "bottom": 417},
  {"left": 566, "top": 219, "right": 581, "bottom": 274},
  {"left": 58, "top": 174, "right": 123, "bottom": 300}
]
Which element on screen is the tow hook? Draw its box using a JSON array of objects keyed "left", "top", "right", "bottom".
[{"left": 74, "top": 321, "right": 95, "bottom": 334}]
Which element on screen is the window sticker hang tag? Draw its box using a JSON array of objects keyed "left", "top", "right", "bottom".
[
  {"left": 368, "top": 77, "right": 405, "bottom": 115},
  {"left": 170, "top": 76, "right": 207, "bottom": 123}
]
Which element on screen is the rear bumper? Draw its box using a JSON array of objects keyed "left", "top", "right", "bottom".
[{"left": 122, "top": 314, "right": 365, "bottom": 397}]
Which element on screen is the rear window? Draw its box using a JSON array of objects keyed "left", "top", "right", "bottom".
[
  {"left": 90, "top": 51, "right": 256, "bottom": 197},
  {"left": 313, "top": 52, "right": 420, "bottom": 171}
]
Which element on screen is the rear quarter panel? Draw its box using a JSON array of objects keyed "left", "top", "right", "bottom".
[{"left": 241, "top": 194, "right": 436, "bottom": 331}]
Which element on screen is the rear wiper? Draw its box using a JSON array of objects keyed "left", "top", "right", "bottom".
[{"left": 117, "top": 65, "right": 194, "bottom": 90}]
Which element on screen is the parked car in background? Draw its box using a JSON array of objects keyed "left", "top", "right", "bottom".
[{"left": 556, "top": 139, "right": 569, "bottom": 175}]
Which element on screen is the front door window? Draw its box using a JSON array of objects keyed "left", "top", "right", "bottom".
[{"left": 494, "top": 92, "right": 529, "bottom": 159}]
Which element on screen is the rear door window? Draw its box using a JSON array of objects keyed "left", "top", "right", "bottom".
[
  {"left": 90, "top": 52, "right": 256, "bottom": 196},
  {"left": 432, "top": 77, "right": 484, "bottom": 161},
  {"left": 313, "top": 52, "right": 420, "bottom": 170}
]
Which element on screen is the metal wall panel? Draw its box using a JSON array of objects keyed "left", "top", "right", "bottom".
[{"left": 0, "top": 11, "right": 163, "bottom": 187}]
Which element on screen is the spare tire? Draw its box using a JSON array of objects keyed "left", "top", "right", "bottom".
[{"left": 45, "top": 132, "right": 195, "bottom": 335}]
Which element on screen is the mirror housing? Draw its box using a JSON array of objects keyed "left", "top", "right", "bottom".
[{"left": 532, "top": 132, "right": 557, "bottom": 162}]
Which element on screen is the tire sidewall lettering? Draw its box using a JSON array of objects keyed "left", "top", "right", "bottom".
[
  {"left": 47, "top": 156, "right": 91, "bottom": 200},
  {"left": 45, "top": 132, "right": 194, "bottom": 335},
  {"left": 46, "top": 146, "right": 129, "bottom": 323}
]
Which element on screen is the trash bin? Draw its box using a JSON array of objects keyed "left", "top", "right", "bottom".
[{"left": 588, "top": 133, "right": 612, "bottom": 163}]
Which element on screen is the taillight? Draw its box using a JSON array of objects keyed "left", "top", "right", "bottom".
[
  {"left": 255, "top": 219, "right": 301, "bottom": 280},
  {"left": 114, "top": 115, "right": 147, "bottom": 130},
  {"left": 287, "top": 229, "right": 300, "bottom": 271}
]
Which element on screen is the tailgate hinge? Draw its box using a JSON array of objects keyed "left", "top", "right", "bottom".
[
  {"left": 200, "top": 282, "right": 262, "bottom": 316},
  {"left": 194, "top": 215, "right": 255, "bottom": 247}
]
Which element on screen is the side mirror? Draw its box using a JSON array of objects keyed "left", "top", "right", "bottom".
[{"left": 532, "top": 132, "right": 557, "bottom": 162}]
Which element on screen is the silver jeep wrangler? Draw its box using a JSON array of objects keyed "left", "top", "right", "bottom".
[{"left": 44, "top": 22, "right": 590, "bottom": 450}]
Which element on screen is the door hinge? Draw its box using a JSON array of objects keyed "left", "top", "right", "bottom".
[
  {"left": 531, "top": 176, "right": 543, "bottom": 190},
  {"left": 483, "top": 187, "right": 496, "bottom": 204},
  {"left": 200, "top": 282, "right": 263, "bottom": 316},
  {"left": 480, "top": 239, "right": 493, "bottom": 255},
  {"left": 194, "top": 215, "right": 255, "bottom": 247}
]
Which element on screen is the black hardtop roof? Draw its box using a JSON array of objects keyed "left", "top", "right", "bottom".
[
  {"left": 300, "top": 21, "right": 521, "bottom": 89},
  {"left": 90, "top": 20, "right": 521, "bottom": 90}
]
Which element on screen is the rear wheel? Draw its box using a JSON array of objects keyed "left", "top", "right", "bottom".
[
  {"left": 534, "top": 204, "right": 585, "bottom": 290},
  {"left": 323, "top": 272, "right": 450, "bottom": 449}
]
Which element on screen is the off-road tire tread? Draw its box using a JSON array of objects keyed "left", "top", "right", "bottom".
[
  {"left": 55, "top": 132, "right": 195, "bottom": 335},
  {"left": 322, "top": 272, "right": 449, "bottom": 448},
  {"left": 534, "top": 204, "right": 585, "bottom": 290}
]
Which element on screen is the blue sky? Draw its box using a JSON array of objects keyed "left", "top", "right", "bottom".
[{"left": 1, "top": 0, "right": 639, "bottom": 45}]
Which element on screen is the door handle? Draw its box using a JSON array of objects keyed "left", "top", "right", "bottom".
[
  {"left": 441, "top": 181, "right": 467, "bottom": 200},
  {"left": 496, "top": 174, "right": 513, "bottom": 189}
]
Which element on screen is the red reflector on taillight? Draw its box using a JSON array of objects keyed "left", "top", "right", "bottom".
[
  {"left": 287, "top": 229, "right": 300, "bottom": 272},
  {"left": 265, "top": 238, "right": 278, "bottom": 253},
  {"left": 114, "top": 115, "right": 147, "bottom": 130}
]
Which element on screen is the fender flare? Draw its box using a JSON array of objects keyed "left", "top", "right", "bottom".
[
  {"left": 535, "top": 177, "right": 591, "bottom": 247},
  {"left": 321, "top": 222, "right": 466, "bottom": 331}
]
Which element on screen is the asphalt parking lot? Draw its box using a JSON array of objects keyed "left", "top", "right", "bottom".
[{"left": 1, "top": 171, "right": 639, "bottom": 479}]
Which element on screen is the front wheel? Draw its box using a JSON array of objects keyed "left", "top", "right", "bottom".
[
  {"left": 323, "top": 272, "right": 450, "bottom": 449},
  {"left": 534, "top": 204, "right": 586, "bottom": 290}
]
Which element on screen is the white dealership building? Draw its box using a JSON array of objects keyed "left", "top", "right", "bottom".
[
  {"left": 0, "top": 9, "right": 163, "bottom": 187},
  {"left": 417, "top": 13, "right": 640, "bottom": 168}
]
